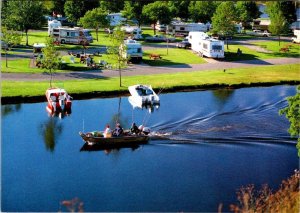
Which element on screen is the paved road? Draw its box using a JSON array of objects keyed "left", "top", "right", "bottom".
[{"left": 2, "top": 57, "right": 299, "bottom": 81}]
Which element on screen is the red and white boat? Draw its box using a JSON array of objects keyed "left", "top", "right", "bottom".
[{"left": 45, "top": 88, "right": 72, "bottom": 114}]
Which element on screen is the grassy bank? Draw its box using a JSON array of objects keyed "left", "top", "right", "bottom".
[{"left": 2, "top": 63, "right": 300, "bottom": 102}]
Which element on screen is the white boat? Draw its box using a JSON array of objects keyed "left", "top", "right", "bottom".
[
  {"left": 45, "top": 88, "right": 72, "bottom": 114},
  {"left": 128, "top": 84, "right": 160, "bottom": 105}
]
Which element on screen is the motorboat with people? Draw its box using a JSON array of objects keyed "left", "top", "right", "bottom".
[
  {"left": 45, "top": 88, "right": 72, "bottom": 114},
  {"left": 128, "top": 84, "right": 160, "bottom": 106},
  {"left": 79, "top": 130, "right": 150, "bottom": 146}
]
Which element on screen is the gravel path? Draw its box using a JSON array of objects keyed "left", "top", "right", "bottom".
[{"left": 2, "top": 57, "right": 299, "bottom": 81}]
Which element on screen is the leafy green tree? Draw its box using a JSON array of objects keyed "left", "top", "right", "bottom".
[
  {"left": 280, "top": 86, "right": 300, "bottom": 157},
  {"left": 107, "top": 26, "right": 127, "bottom": 87},
  {"left": 266, "top": 2, "right": 289, "bottom": 46},
  {"left": 64, "top": 0, "right": 99, "bottom": 23},
  {"left": 42, "top": 37, "right": 61, "bottom": 87},
  {"left": 2, "top": 0, "right": 45, "bottom": 46},
  {"left": 211, "top": 2, "right": 237, "bottom": 49},
  {"left": 142, "top": 1, "right": 172, "bottom": 35},
  {"left": 168, "top": 0, "right": 191, "bottom": 21},
  {"left": 79, "top": 8, "right": 109, "bottom": 41},
  {"left": 188, "top": 1, "right": 219, "bottom": 23},
  {"left": 122, "top": 1, "right": 150, "bottom": 27},
  {"left": 236, "top": 1, "right": 261, "bottom": 31},
  {"left": 100, "top": 0, "right": 124, "bottom": 13},
  {"left": 1, "top": 27, "right": 22, "bottom": 68},
  {"left": 280, "top": 1, "right": 297, "bottom": 25}
]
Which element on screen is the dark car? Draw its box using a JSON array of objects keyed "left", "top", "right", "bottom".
[{"left": 176, "top": 38, "right": 191, "bottom": 49}]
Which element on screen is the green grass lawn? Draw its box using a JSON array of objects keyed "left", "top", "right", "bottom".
[
  {"left": 143, "top": 48, "right": 206, "bottom": 66},
  {"left": 2, "top": 63, "right": 299, "bottom": 98}
]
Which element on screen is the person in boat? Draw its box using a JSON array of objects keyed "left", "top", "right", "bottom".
[
  {"left": 50, "top": 93, "right": 57, "bottom": 111},
  {"left": 113, "top": 123, "right": 123, "bottom": 136},
  {"left": 58, "top": 93, "right": 65, "bottom": 108},
  {"left": 130, "top": 122, "right": 140, "bottom": 135},
  {"left": 103, "top": 124, "right": 112, "bottom": 138}
]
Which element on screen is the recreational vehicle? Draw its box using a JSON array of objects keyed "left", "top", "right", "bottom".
[
  {"left": 107, "top": 13, "right": 126, "bottom": 27},
  {"left": 188, "top": 32, "right": 224, "bottom": 59},
  {"left": 48, "top": 20, "right": 62, "bottom": 35},
  {"left": 167, "top": 22, "right": 208, "bottom": 36},
  {"left": 292, "top": 29, "right": 300, "bottom": 43},
  {"left": 51, "top": 27, "right": 93, "bottom": 45},
  {"left": 121, "top": 25, "right": 143, "bottom": 40},
  {"left": 121, "top": 39, "right": 143, "bottom": 63}
]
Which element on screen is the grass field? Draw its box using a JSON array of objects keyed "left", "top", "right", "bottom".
[{"left": 2, "top": 63, "right": 300, "bottom": 98}]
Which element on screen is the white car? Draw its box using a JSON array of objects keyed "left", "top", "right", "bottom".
[
  {"left": 145, "top": 35, "right": 175, "bottom": 42},
  {"left": 247, "top": 30, "right": 271, "bottom": 37}
]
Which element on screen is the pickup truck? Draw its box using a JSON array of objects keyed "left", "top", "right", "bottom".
[{"left": 247, "top": 30, "right": 271, "bottom": 37}]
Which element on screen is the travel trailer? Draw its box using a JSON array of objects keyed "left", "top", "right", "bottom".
[
  {"left": 292, "top": 29, "right": 300, "bottom": 43},
  {"left": 167, "top": 22, "right": 208, "bottom": 36},
  {"left": 48, "top": 20, "right": 62, "bottom": 35},
  {"left": 121, "top": 25, "right": 143, "bottom": 40},
  {"left": 188, "top": 32, "right": 224, "bottom": 59},
  {"left": 51, "top": 27, "right": 93, "bottom": 45},
  {"left": 107, "top": 13, "right": 126, "bottom": 27},
  {"left": 121, "top": 39, "right": 143, "bottom": 63}
]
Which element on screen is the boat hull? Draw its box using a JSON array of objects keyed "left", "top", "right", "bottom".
[{"left": 79, "top": 131, "right": 149, "bottom": 146}]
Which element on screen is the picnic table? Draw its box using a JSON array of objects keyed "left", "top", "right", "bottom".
[{"left": 149, "top": 53, "right": 162, "bottom": 60}]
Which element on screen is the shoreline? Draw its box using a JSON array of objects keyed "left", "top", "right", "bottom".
[{"left": 2, "top": 81, "right": 299, "bottom": 105}]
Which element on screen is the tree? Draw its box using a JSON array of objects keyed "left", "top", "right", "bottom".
[
  {"left": 79, "top": 8, "right": 109, "bottom": 42},
  {"left": 42, "top": 37, "right": 61, "bottom": 88},
  {"left": 64, "top": 0, "right": 99, "bottom": 24},
  {"left": 236, "top": 1, "right": 261, "bottom": 31},
  {"left": 168, "top": 0, "right": 191, "bottom": 21},
  {"left": 1, "top": 27, "right": 22, "bottom": 68},
  {"left": 3, "top": 0, "right": 45, "bottom": 46},
  {"left": 280, "top": 1, "right": 297, "bottom": 25},
  {"left": 266, "top": 2, "right": 289, "bottom": 46},
  {"left": 107, "top": 26, "right": 127, "bottom": 87},
  {"left": 211, "top": 2, "right": 237, "bottom": 49},
  {"left": 142, "top": 1, "right": 172, "bottom": 35},
  {"left": 280, "top": 86, "right": 300, "bottom": 157},
  {"left": 100, "top": 0, "right": 125, "bottom": 13},
  {"left": 122, "top": 1, "right": 150, "bottom": 27},
  {"left": 188, "top": 1, "right": 219, "bottom": 23}
]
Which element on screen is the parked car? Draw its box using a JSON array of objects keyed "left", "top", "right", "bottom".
[
  {"left": 211, "top": 34, "right": 233, "bottom": 40},
  {"left": 176, "top": 38, "right": 191, "bottom": 49},
  {"left": 247, "top": 30, "right": 271, "bottom": 37},
  {"left": 145, "top": 35, "right": 175, "bottom": 42}
]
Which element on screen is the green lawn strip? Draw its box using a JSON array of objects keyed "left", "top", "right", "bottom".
[
  {"left": 143, "top": 48, "right": 206, "bottom": 66},
  {"left": 251, "top": 41, "right": 300, "bottom": 57},
  {"left": 2, "top": 63, "right": 299, "bottom": 98}
]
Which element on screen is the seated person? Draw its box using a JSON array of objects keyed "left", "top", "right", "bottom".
[
  {"left": 113, "top": 123, "right": 123, "bottom": 136},
  {"left": 130, "top": 122, "right": 140, "bottom": 135}
]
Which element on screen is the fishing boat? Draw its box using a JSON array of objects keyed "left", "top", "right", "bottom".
[
  {"left": 45, "top": 88, "right": 72, "bottom": 114},
  {"left": 79, "top": 131, "right": 149, "bottom": 146},
  {"left": 128, "top": 84, "right": 160, "bottom": 106}
]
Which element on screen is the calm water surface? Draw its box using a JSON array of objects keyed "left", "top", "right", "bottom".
[{"left": 2, "top": 85, "right": 298, "bottom": 212}]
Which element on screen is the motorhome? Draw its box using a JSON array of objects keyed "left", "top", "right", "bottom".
[
  {"left": 292, "top": 29, "right": 300, "bottom": 43},
  {"left": 121, "top": 39, "right": 143, "bottom": 63},
  {"left": 107, "top": 13, "right": 126, "bottom": 27},
  {"left": 48, "top": 20, "right": 62, "bottom": 35},
  {"left": 167, "top": 22, "right": 208, "bottom": 36},
  {"left": 121, "top": 25, "right": 143, "bottom": 40},
  {"left": 188, "top": 32, "right": 224, "bottom": 59},
  {"left": 33, "top": 43, "right": 46, "bottom": 57},
  {"left": 51, "top": 27, "right": 93, "bottom": 45}
]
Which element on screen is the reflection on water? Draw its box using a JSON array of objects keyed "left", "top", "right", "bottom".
[
  {"left": 1, "top": 85, "right": 298, "bottom": 212},
  {"left": 39, "top": 117, "right": 63, "bottom": 152}
]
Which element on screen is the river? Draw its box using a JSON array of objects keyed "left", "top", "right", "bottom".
[{"left": 1, "top": 85, "right": 298, "bottom": 212}]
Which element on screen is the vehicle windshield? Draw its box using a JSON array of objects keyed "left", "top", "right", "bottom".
[
  {"left": 212, "top": 45, "right": 222, "bottom": 50},
  {"left": 84, "top": 31, "right": 92, "bottom": 37}
]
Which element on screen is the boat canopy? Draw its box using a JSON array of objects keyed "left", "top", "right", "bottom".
[{"left": 46, "top": 88, "right": 67, "bottom": 98}]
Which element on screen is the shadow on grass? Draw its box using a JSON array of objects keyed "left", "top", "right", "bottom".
[{"left": 142, "top": 52, "right": 192, "bottom": 67}]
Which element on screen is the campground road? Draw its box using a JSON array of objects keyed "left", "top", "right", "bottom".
[{"left": 1, "top": 57, "right": 299, "bottom": 81}]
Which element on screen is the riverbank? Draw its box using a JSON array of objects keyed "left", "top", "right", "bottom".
[{"left": 2, "top": 63, "right": 300, "bottom": 104}]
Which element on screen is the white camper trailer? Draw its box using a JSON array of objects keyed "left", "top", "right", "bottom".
[
  {"left": 48, "top": 20, "right": 62, "bottom": 35},
  {"left": 107, "top": 13, "right": 126, "bottom": 27},
  {"left": 51, "top": 27, "right": 93, "bottom": 45},
  {"left": 188, "top": 32, "right": 224, "bottom": 59},
  {"left": 168, "top": 22, "right": 208, "bottom": 36},
  {"left": 121, "top": 39, "right": 143, "bottom": 63},
  {"left": 292, "top": 29, "right": 300, "bottom": 43},
  {"left": 121, "top": 25, "right": 143, "bottom": 40}
]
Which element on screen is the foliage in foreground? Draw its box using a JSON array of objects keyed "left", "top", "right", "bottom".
[
  {"left": 280, "top": 86, "right": 300, "bottom": 156},
  {"left": 229, "top": 170, "right": 300, "bottom": 213}
]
